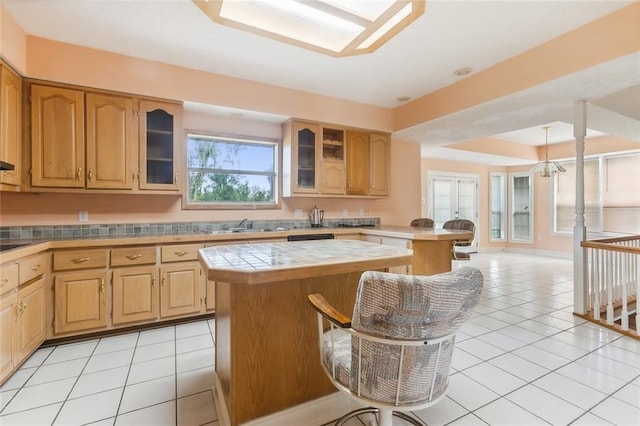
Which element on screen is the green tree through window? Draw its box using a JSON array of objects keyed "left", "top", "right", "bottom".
[{"left": 187, "top": 133, "right": 277, "bottom": 206}]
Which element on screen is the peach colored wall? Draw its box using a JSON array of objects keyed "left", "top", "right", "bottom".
[
  {"left": 449, "top": 137, "right": 538, "bottom": 162},
  {"left": 395, "top": 2, "right": 640, "bottom": 131},
  {"left": 24, "top": 36, "right": 393, "bottom": 133},
  {"left": 375, "top": 138, "right": 422, "bottom": 226},
  {"left": 546, "top": 135, "right": 640, "bottom": 160},
  {"left": 0, "top": 4, "right": 27, "bottom": 73}
]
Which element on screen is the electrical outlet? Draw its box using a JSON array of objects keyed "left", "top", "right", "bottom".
[
  {"left": 294, "top": 209, "right": 302, "bottom": 218},
  {"left": 342, "top": 209, "right": 348, "bottom": 217},
  {"left": 78, "top": 211, "right": 88, "bottom": 222},
  {"left": 359, "top": 208, "right": 365, "bottom": 217}
]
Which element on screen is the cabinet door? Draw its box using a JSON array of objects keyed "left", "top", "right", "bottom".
[
  {"left": 31, "top": 85, "right": 85, "bottom": 188},
  {"left": 54, "top": 271, "right": 108, "bottom": 334},
  {"left": 139, "top": 100, "right": 181, "bottom": 191},
  {"left": 321, "top": 161, "right": 345, "bottom": 194},
  {"left": 369, "top": 133, "right": 390, "bottom": 196},
  {"left": 292, "top": 121, "right": 320, "bottom": 194},
  {"left": 206, "top": 280, "right": 215, "bottom": 311},
  {"left": 112, "top": 267, "right": 158, "bottom": 325},
  {"left": 346, "top": 130, "right": 369, "bottom": 195},
  {"left": 160, "top": 262, "right": 201, "bottom": 318},
  {"left": 16, "top": 277, "right": 45, "bottom": 360},
  {"left": 86, "top": 93, "right": 135, "bottom": 189},
  {"left": 0, "top": 65, "right": 22, "bottom": 187},
  {"left": 0, "top": 291, "right": 17, "bottom": 383}
]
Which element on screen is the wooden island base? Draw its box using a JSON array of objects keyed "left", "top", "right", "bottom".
[{"left": 214, "top": 271, "right": 362, "bottom": 425}]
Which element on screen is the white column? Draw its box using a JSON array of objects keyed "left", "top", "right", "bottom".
[{"left": 573, "top": 101, "right": 588, "bottom": 314}]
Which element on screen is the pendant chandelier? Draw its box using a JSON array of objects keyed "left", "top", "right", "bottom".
[{"left": 530, "top": 126, "right": 566, "bottom": 177}]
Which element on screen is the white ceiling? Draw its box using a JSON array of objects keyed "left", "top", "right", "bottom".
[{"left": 3, "top": 0, "right": 640, "bottom": 164}]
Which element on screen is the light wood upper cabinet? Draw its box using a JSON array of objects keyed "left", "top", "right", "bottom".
[
  {"left": 86, "top": 93, "right": 135, "bottom": 189},
  {"left": 346, "top": 130, "right": 369, "bottom": 195},
  {"left": 31, "top": 85, "right": 85, "bottom": 188},
  {"left": 369, "top": 132, "right": 390, "bottom": 196},
  {"left": 0, "top": 64, "right": 22, "bottom": 189},
  {"left": 139, "top": 100, "right": 181, "bottom": 191},
  {"left": 321, "top": 161, "right": 345, "bottom": 194},
  {"left": 290, "top": 121, "right": 321, "bottom": 194}
]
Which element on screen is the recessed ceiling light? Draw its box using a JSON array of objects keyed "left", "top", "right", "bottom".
[
  {"left": 454, "top": 67, "right": 472, "bottom": 77},
  {"left": 396, "top": 96, "right": 411, "bottom": 102},
  {"left": 193, "top": 0, "right": 425, "bottom": 57}
]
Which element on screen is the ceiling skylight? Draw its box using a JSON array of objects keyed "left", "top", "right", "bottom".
[{"left": 193, "top": 0, "right": 425, "bottom": 57}]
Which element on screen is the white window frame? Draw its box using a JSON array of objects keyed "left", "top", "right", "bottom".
[
  {"left": 509, "top": 172, "right": 533, "bottom": 243},
  {"left": 185, "top": 131, "right": 281, "bottom": 210},
  {"left": 489, "top": 172, "right": 506, "bottom": 242}
]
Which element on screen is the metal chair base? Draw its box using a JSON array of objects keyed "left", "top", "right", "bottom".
[{"left": 335, "top": 407, "right": 425, "bottom": 426}]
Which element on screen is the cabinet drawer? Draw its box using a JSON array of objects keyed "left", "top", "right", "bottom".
[
  {"left": 54, "top": 249, "right": 108, "bottom": 271},
  {"left": 0, "top": 263, "right": 19, "bottom": 294},
  {"left": 380, "top": 237, "right": 412, "bottom": 249},
  {"left": 111, "top": 246, "right": 157, "bottom": 267},
  {"left": 19, "top": 254, "right": 47, "bottom": 283},
  {"left": 161, "top": 244, "right": 203, "bottom": 262}
]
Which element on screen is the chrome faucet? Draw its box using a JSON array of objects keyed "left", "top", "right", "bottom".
[{"left": 236, "top": 218, "right": 252, "bottom": 229}]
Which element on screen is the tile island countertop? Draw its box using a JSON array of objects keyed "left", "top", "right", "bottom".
[{"left": 198, "top": 239, "right": 414, "bottom": 285}]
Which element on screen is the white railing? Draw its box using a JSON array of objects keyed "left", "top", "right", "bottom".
[{"left": 582, "top": 236, "right": 639, "bottom": 337}]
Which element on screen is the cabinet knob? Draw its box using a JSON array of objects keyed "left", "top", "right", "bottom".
[
  {"left": 162, "top": 275, "right": 167, "bottom": 287},
  {"left": 88, "top": 168, "right": 94, "bottom": 182},
  {"left": 31, "top": 265, "right": 40, "bottom": 271},
  {"left": 174, "top": 251, "right": 189, "bottom": 257},
  {"left": 100, "top": 278, "right": 105, "bottom": 293},
  {"left": 76, "top": 168, "right": 82, "bottom": 181},
  {"left": 72, "top": 257, "right": 90, "bottom": 264},
  {"left": 1, "top": 278, "right": 8, "bottom": 286},
  {"left": 152, "top": 275, "right": 156, "bottom": 287},
  {"left": 125, "top": 254, "right": 142, "bottom": 260},
  {"left": 174, "top": 173, "right": 178, "bottom": 184}
]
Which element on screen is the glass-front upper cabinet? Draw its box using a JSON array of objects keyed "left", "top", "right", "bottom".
[
  {"left": 292, "top": 121, "right": 320, "bottom": 194},
  {"left": 139, "top": 100, "right": 181, "bottom": 191}
]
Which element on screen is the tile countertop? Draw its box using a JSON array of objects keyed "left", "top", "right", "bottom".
[
  {"left": 199, "top": 239, "right": 414, "bottom": 285},
  {"left": 0, "top": 225, "right": 470, "bottom": 264}
]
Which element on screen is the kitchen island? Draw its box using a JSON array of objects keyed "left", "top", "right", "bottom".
[{"left": 199, "top": 239, "right": 413, "bottom": 426}]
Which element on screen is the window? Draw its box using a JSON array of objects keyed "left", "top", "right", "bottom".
[
  {"left": 489, "top": 173, "right": 506, "bottom": 241},
  {"left": 510, "top": 173, "right": 533, "bottom": 243},
  {"left": 186, "top": 133, "right": 279, "bottom": 208},
  {"left": 554, "top": 152, "right": 640, "bottom": 235}
]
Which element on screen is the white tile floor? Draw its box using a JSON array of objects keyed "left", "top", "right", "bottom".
[{"left": 1, "top": 253, "right": 639, "bottom": 426}]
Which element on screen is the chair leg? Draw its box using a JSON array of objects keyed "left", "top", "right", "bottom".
[
  {"left": 335, "top": 407, "right": 425, "bottom": 426},
  {"left": 378, "top": 408, "right": 393, "bottom": 426}
]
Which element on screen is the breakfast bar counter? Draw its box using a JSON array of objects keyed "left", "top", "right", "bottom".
[{"left": 199, "top": 239, "right": 413, "bottom": 425}]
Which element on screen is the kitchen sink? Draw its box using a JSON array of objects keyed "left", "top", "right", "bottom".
[{"left": 0, "top": 243, "right": 29, "bottom": 252}]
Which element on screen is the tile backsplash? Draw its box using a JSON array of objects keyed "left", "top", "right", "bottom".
[{"left": 0, "top": 218, "right": 379, "bottom": 241}]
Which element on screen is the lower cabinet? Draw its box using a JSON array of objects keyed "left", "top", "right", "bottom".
[
  {"left": 111, "top": 262, "right": 202, "bottom": 324},
  {"left": 112, "top": 266, "right": 158, "bottom": 325},
  {"left": 54, "top": 271, "right": 108, "bottom": 334},
  {"left": 16, "top": 277, "right": 46, "bottom": 360},
  {"left": 160, "top": 262, "right": 201, "bottom": 318},
  {"left": 0, "top": 291, "right": 18, "bottom": 382},
  {"left": 1, "top": 254, "right": 47, "bottom": 385},
  {"left": 361, "top": 235, "right": 413, "bottom": 274}
]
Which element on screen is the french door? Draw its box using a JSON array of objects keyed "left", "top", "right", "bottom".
[{"left": 428, "top": 173, "right": 478, "bottom": 253}]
